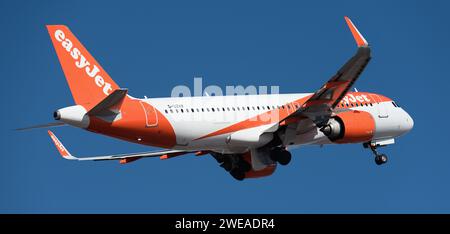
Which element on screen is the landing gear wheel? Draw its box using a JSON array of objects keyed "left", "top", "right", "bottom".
[
  {"left": 238, "top": 160, "right": 251, "bottom": 172},
  {"left": 277, "top": 150, "right": 292, "bottom": 166},
  {"left": 270, "top": 148, "right": 281, "bottom": 162},
  {"left": 220, "top": 157, "right": 232, "bottom": 171},
  {"left": 270, "top": 148, "right": 292, "bottom": 166},
  {"left": 375, "top": 154, "right": 388, "bottom": 165},
  {"left": 220, "top": 161, "right": 232, "bottom": 172},
  {"left": 230, "top": 168, "right": 245, "bottom": 181},
  {"left": 368, "top": 143, "right": 388, "bottom": 166}
]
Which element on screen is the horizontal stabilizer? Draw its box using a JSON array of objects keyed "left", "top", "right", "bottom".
[
  {"left": 15, "top": 122, "right": 66, "bottom": 131},
  {"left": 87, "top": 88, "right": 128, "bottom": 115}
]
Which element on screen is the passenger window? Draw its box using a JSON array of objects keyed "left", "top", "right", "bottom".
[
  {"left": 211, "top": 108, "right": 215, "bottom": 112},
  {"left": 181, "top": 109, "right": 184, "bottom": 113},
  {"left": 232, "top": 107, "right": 235, "bottom": 111},
  {"left": 201, "top": 108, "right": 204, "bottom": 112},
  {"left": 170, "top": 109, "right": 174, "bottom": 113},
  {"left": 191, "top": 108, "right": 195, "bottom": 112},
  {"left": 165, "top": 110, "right": 168, "bottom": 114},
  {"left": 247, "top": 107, "right": 250, "bottom": 110}
]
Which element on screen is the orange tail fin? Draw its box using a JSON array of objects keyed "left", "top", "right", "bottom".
[{"left": 47, "top": 25, "right": 120, "bottom": 109}]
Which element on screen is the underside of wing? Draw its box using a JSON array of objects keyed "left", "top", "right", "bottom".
[
  {"left": 283, "top": 16, "right": 371, "bottom": 126},
  {"left": 301, "top": 46, "right": 371, "bottom": 124},
  {"left": 47, "top": 130, "right": 195, "bottom": 164}
]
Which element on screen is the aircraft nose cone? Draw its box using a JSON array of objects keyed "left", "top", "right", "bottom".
[{"left": 404, "top": 112, "right": 414, "bottom": 133}]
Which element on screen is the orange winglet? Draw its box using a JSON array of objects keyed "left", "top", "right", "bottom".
[
  {"left": 48, "top": 130, "right": 69, "bottom": 157},
  {"left": 344, "top": 16, "right": 368, "bottom": 47},
  {"left": 47, "top": 130, "right": 77, "bottom": 160}
]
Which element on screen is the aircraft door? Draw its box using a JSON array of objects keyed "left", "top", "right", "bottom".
[{"left": 139, "top": 101, "right": 158, "bottom": 127}]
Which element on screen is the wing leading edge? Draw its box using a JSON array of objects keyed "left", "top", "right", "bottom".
[{"left": 284, "top": 16, "right": 371, "bottom": 126}]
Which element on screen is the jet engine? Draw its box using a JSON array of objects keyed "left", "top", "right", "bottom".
[{"left": 321, "top": 110, "right": 375, "bottom": 143}]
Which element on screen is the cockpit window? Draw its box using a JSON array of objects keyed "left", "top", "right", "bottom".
[{"left": 392, "top": 102, "right": 400, "bottom": 108}]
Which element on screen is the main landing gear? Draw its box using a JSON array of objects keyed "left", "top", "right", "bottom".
[
  {"left": 211, "top": 147, "right": 292, "bottom": 181},
  {"left": 364, "top": 143, "right": 388, "bottom": 165},
  {"left": 270, "top": 147, "right": 292, "bottom": 166},
  {"left": 211, "top": 153, "right": 251, "bottom": 181}
]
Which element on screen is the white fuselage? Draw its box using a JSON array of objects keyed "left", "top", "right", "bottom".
[{"left": 142, "top": 92, "right": 413, "bottom": 153}]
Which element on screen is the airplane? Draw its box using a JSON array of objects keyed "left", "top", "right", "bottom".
[{"left": 30, "top": 17, "right": 413, "bottom": 181}]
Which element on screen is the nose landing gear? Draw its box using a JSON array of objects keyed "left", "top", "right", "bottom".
[
  {"left": 374, "top": 154, "right": 388, "bottom": 165},
  {"left": 364, "top": 142, "right": 388, "bottom": 165}
]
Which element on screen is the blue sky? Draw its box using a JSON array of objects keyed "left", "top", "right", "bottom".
[{"left": 1, "top": 0, "right": 449, "bottom": 213}]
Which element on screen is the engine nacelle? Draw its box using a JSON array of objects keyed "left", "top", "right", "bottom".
[
  {"left": 321, "top": 110, "right": 375, "bottom": 143},
  {"left": 54, "top": 105, "right": 90, "bottom": 128}
]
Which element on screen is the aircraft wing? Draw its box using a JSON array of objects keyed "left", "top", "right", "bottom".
[
  {"left": 285, "top": 17, "right": 371, "bottom": 126},
  {"left": 48, "top": 130, "right": 194, "bottom": 163}
]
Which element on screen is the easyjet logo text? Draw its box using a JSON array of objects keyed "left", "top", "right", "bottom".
[
  {"left": 341, "top": 93, "right": 371, "bottom": 104},
  {"left": 54, "top": 29, "right": 112, "bottom": 96},
  {"left": 50, "top": 135, "right": 67, "bottom": 155}
]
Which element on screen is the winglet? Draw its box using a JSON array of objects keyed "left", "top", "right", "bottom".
[
  {"left": 344, "top": 16, "right": 368, "bottom": 47},
  {"left": 47, "top": 130, "right": 78, "bottom": 160}
]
